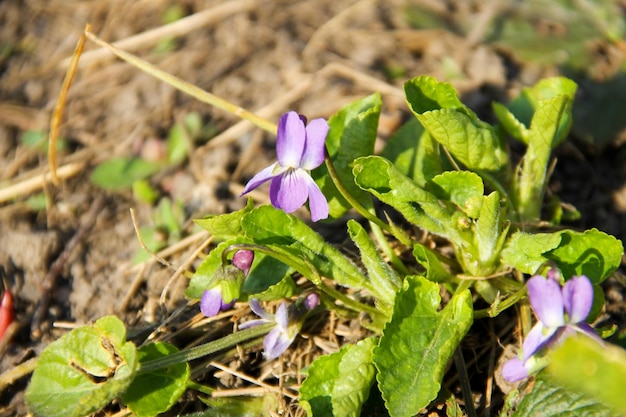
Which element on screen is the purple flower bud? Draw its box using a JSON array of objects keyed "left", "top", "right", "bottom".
[
  {"left": 232, "top": 250, "right": 254, "bottom": 275},
  {"left": 303, "top": 292, "right": 320, "bottom": 311}
]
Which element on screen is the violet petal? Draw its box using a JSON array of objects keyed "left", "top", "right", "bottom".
[
  {"left": 521, "top": 322, "right": 555, "bottom": 361},
  {"left": 304, "top": 174, "right": 329, "bottom": 222},
  {"left": 502, "top": 357, "right": 529, "bottom": 382},
  {"left": 200, "top": 288, "right": 223, "bottom": 318},
  {"left": 300, "top": 118, "right": 329, "bottom": 170},
  {"left": 275, "top": 302, "right": 289, "bottom": 329},
  {"left": 248, "top": 299, "right": 271, "bottom": 321},
  {"left": 528, "top": 275, "right": 565, "bottom": 328},
  {"left": 270, "top": 170, "right": 309, "bottom": 213},
  {"left": 276, "top": 111, "right": 305, "bottom": 168},
  {"left": 263, "top": 327, "right": 295, "bottom": 360},
  {"left": 562, "top": 275, "right": 593, "bottom": 323},
  {"left": 240, "top": 163, "right": 281, "bottom": 196},
  {"left": 575, "top": 322, "right": 603, "bottom": 342},
  {"left": 238, "top": 318, "right": 266, "bottom": 330}
]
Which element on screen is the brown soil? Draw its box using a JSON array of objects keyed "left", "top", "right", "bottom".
[{"left": 1, "top": 1, "right": 625, "bottom": 416}]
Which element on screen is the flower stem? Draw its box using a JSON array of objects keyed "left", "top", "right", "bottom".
[
  {"left": 323, "top": 151, "right": 412, "bottom": 246},
  {"left": 473, "top": 284, "right": 527, "bottom": 319},
  {"left": 138, "top": 323, "right": 275, "bottom": 373},
  {"left": 225, "top": 243, "right": 385, "bottom": 320}
]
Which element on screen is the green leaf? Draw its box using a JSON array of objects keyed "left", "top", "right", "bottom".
[
  {"left": 374, "top": 276, "right": 473, "bottom": 417},
  {"left": 25, "top": 193, "right": 47, "bottom": 211},
  {"left": 121, "top": 342, "right": 189, "bottom": 417},
  {"left": 194, "top": 198, "right": 254, "bottom": 240},
  {"left": 20, "top": 129, "right": 48, "bottom": 149},
  {"left": 501, "top": 231, "right": 563, "bottom": 274},
  {"left": 132, "top": 179, "right": 160, "bottom": 204},
  {"left": 492, "top": 102, "right": 530, "bottom": 144},
  {"left": 404, "top": 76, "right": 507, "bottom": 172},
  {"left": 474, "top": 191, "right": 503, "bottom": 267},
  {"left": 515, "top": 97, "right": 571, "bottom": 220},
  {"left": 241, "top": 254, "right": 295, "bottom": 301},
  {"left": 167, "top": 123, "right": 189, "bottom": 165},
  {"left": 549, "top": 336, "right": 626, "bottom": 415},
  {"left": 412, "top": 245, "right": 454, "bottom": 283},
  {"left": 21, "top": 130, "right": 68, "bottom": 153},
  {"left": 429, "top": 170, "right": 484, "bottom": 212},
  {"left": 183, "top": 112, "right": 203, "bottom": 138},
  {"left": 155, "top": 197, "right": 184, "bottom": 238},
  {"left": 347, "top": 220, "right": 398, "bottom": 306},
  {"left": 300, "top": 338, "right": 377, "bottom": 417},
  {"left": 380, "top": 118, "right": 442, "bottom": 185},
  {"left": 507, "top": 77, "right": 577, "bottom": 138},
  {"left": 404, "top": 75, "right": 467, "bottom": 113},
  {"left": 199, "top": 395, "right": 278, "bottom": 417},
  {"left": 353, "top": 156, "right": 464, "bottom": 244},
  {"left": 512, "top": 372, "right": 619, "bottom": 417},
  {"left": 416, "top": 108, "right": 506, "bottom": 172},
  {"left": 545, "top": 229, "right": 623, "bottom": 284},
  {"left": 90, "top": 157, "right": 162, "bottom": 190},
  {"left": 313, "top": 94, "right": 382, "bottom": 218},
  {"left": 241, "top": 206, "right": 368, "bottom": 290},
  {"left": 509, "top": 78, "right": 577, "bottom": 221},
  {"left": 25, "top": 316, "right": 137, "bottom": 417}
]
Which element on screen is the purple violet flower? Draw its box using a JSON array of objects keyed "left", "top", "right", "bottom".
[
  {"left": 240, "top": 293, "right": 320, "bottom": 360},
  {"left": 240, "top": 111, "right": 329, "bottom": 222},
  {"left": 503, "top": 274, "right": 599, "bottom": 382},
  {"left": 200, "top": 250, "right": 255, "bottom": 318}
]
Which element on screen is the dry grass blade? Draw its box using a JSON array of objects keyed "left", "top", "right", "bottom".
[
  {"left": 60, "top": 0, "right": 258, "bottom": 69},
  {"left": 82, "top": 29, "right": 277, "bottom": 134},
  {"left": 48, "top": 25, "right": 88, "bottom": 185},
  {"left": 210, "top": 361, "right": 298, "bottom": 399},
  {"left": 0, "top": 162, "right": 85, "bottom": 204}
]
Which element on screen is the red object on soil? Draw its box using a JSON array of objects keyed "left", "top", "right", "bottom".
[{"left": 0, "top": 290, "right": 14, "bottom": 340}]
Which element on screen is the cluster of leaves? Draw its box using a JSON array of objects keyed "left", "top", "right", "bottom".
[{"left": 25, "top": 76, "right": 624, "bottom": 417}]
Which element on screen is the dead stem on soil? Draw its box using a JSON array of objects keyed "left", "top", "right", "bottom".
[
  {"left": 120, "top": 229, "right": 213, "bottom": 318},
  {"left": 59, "top": 0, "right": 258, "bottom": 70},
  {"left": 128, "top": 230, "right": 210, "bottom": 274},
  {"left": 129, "top": 207, "right": 176, "bottom": 271},
  {"left": 201, "top": 74, "right": 314, "bottom": 150},
  {"left": 0, "top": 357, "right": 38, "bottom": 393},
  {"left": 159, "top": 234, "right": 214, "bottom": 312},
  {"left": 48, "top": 25, "right": 87, "bottom": 185},
  {"left": 83, "top": 29, "right": 277, "bottom": 134},
  {"left": 0, "top": 162, "right": 85, "bottom": 204},
  {"left": 210, "top": 360, "right": 298, "bottom": 399}
]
